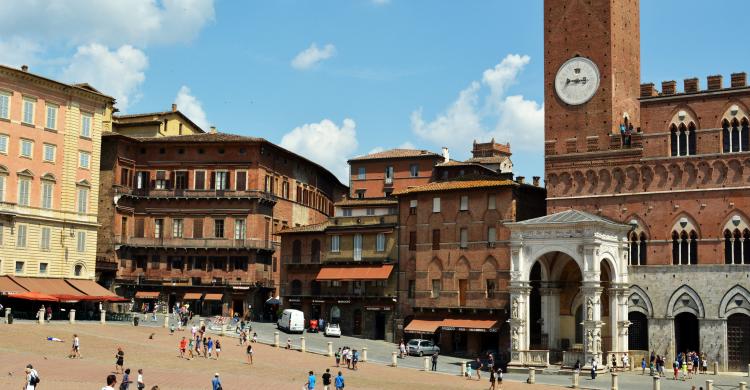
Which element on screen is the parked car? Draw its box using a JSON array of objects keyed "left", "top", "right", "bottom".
[
  {"left": 324, "top": 323, "right": 341, "bottom": 337},
  {"left": 407, "top": 339, "right": 440, "bottom": 356},
  {"left": 277, "top": 309, "right": 305, "bottom": 333}
]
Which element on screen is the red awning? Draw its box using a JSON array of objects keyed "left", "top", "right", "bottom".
[
  {"left": 183, "top": 293, "right": 202, "bottom": 300},
  {"left": 316, "top": 264, "right": 394, "bottom": 281},
  {"left": 65, "top": 279, "right": 128, "bottom": 302},
  {"left": 0, "top": 276, "right": 28, "bottom": 295},
  {"left": 404, "top": 318, "right": 442, "bottom": 334},
  {"left": 404, "top": 316, "right": 500, "bottom": 334},
  {"left": 203, "top": 293, "right": 223, "bottom": 301},
  {"left": 8, "top": 291, "right": 59, "bottom": 302},
  {"left": 11, "top": 277, "right": 87, "bottom": 300},
  {"left": 135, "top": 291, "right": 160, "bottom": 299}
]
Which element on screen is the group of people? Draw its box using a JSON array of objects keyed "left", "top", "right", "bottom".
[
  {"left": 187, "top": 324, "right": 222, "bottom": 360},
  {"left": 238, "top": 329, "right": 258, "bottom": 346},
  {"left": 466, "top": 353, "right": 503, "bottom": 389},
  {"left": 304, "top": 369, "right": 345, "bottom": 390},
  {"left": 333, "top": 346, "right": 360, "bottom": 370},
  {"left": 639, "top": 350, "right": 708, "bottom": 380}
]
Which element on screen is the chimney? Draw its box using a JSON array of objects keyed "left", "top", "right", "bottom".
[
  {"left": 21, "top": 65, "right": 28, "bottom": 72},
  {"left": 731, "top": 72, "right": 747, "bottom": 88},
  {"left": 661, "top": 80, "right": 676, "bottom": 95},
  {"left": 640, "top": 83, "right": 658, "bottom": 97},
  {"left": 209, "top": 126, "right": 217, "bottom": 134},
  {"left": 171, "top": 103, "right": 177, "bottom": 112},
  {"left": 707, "top": 75, "right": 723, "bottom": 90},
  {"left": 683, "top": 78, "right": 699, "bottom": 93},
  {"left": 532, "top": 176, "right": 540, "bottom": 187},
  {"left": 441, "top": 147, "right": 449, "bottom": 163},
  {"left": 516, "top": 176, "right": 525, "bottom": 184}
]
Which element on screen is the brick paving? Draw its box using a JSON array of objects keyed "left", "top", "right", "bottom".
[{"left": 0, "top": 322, "right": 560, "bottom": 390}]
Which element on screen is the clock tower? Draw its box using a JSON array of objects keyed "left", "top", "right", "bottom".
[{"left": 544, "top": 0, "right": 641, "bottom": 157}]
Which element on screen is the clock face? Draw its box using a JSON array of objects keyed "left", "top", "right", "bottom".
[{"left": 554, "top": 57, "right": 600, "bottom": 106}]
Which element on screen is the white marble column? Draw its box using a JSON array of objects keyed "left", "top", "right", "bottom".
[
  {"left": 540, "top": 285, "right": 561, "bottom": 350},
  {"left": 612, "top": 284, "right": 630, "bottom": 353},
  {"left": 509, "top": 282, "right": 532, "bottom": 365},
  {"left": 581, "top": 282, "right": 603, "bottom": 368}
]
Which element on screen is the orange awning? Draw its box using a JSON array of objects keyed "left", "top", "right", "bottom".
[
  {"left": 441, "top": 318, "right": 499, "bottom": 332},
  {"left": 203, "top": 293, "right": 223, "bottom": 301},
  {"left": 0, "top": 276, "right": 28, "bottom": 295},
  {"left": 135, "top": 291, "right": 160, "bottom": 299},
  {"left": 8, "top": 291, "right": 58, "bottom": 302},
  {"left": 183, "top": 293, "right": 202, "bottom": 300},
  {"left": 65, "top": 279, "right": 116, "bottom": 297},
  {"left": 404, "top": 318, "right": 442, "bottom": 334},
  {"left": 316, "top": 264, "right": 394, "bottom": 281},
  {"left": 12, "top": 277, "right": 86, "bottom": 298}
]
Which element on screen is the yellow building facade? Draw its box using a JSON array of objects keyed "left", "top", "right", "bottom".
[{"left": 113, "top": 104, "right": 204, "bottom": 138}]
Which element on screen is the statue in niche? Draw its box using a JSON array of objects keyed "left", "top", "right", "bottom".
[
  {"left": 512, "top": 298, "right": 519, "bottom": 319},
  {"left": 511, "top": 327, "right": 519, "bottom": 351},
  {"left": 586, "top": 330, "right": 594, "bottom": 353},
  {"left": 594, "top": 330, "right": 601, "bottom": 352},
  {"left": 586, "top": 298, "right": 594, "bottom": 321}
]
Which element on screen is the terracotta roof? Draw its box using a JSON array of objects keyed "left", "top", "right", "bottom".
[
  {"left": 138, "top": 132, "right": 264, "bottom": 143},
  {"left": 435, "top": 160, "right": 475, "bottom": 167},
  {"left": 334, "top": 198, "right": 398, "bottom": 207},
  {"left": 315, "top": 264, "right": 394, "bottom": 281},
  {"left": 393, "top": 177, "right": 517, "bottom": 195},
  {"left": 278, "top": 221, "right": 330, "bottom": 234},
  {"left": 114, "top": 110, "right": 207, "bottom": 133},
  {"left": 348, "top": 148, "right": 441, "bottom": 162},
  {"left": 465, "top": 156, "right": 511, "bottom": 164}
]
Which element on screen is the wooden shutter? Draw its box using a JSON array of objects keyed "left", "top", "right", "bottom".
[
  {"left": 195, "top": 171, "right": 205, "bottom": 190},
  {"left": 135, "top": 218, "right": 145, "bottom": 238},
  {"left": 193, "top": 218, "right": 203, "bottom": 238},
  {"left": 236, "top": 172, "right": 246, "bottom": 191},
  {"left": 210, "top": 172, "right": 216, "bottom": 189}
]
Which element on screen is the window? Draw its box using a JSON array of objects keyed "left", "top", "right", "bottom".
[
  {"left": 214, "top": 171, "right": 229, "bottom": 190},
  {"left": 460, "top": 195, "right": 469, "bottom": 211},
  {"left": 15, "top": 261, "right": 24, "bottom": 274},
  {"left": 409, "top": 199, "right": 417, "bottom": 215},
  {"left": 79, "top": 151, "right": 90, "bottom": 168},
  {"left": 0, "top": 174, "right": 4, "bottom": 202},
  {"left": 409, "top": 231, "right": 416, "bottom": 251},
  {"left": 486, "top": 279, "right": 496, "bottom": 299},
  {"left": 154, "top": 219, "right": 164, "bottom": 238},
  {"left": 0, "top": 222, "right": 3, "bottom": 245},
  {"left": 234, "top": 219, "right": 246, "bottom": 240},
  {"left": 282, "top": 181, "right": 289, "bottom": 198},
  {"left": 488, "top": 195, "right": 496, "bottom": 210},
  {"left": 41, "top": 181, "right": 53, "bottom": 209},
  {"left": 366, "top": 208, "right": 375, "bottom": 216},
  {"left": 672, "top": 227, "right": 698, "bottom": 265},
  {"left": 670, "top": 122, "right": 696, "bottom": 156},
  {"left": 376, "top": 233, "right": 385, "bottom": 252},
  {"left": 81, "top": 113, "right": 92, "bottom": 137},
  {"left": 629, "top": 231, "right": 648, "bottom": 265},
  {"left": 20, "top": 139, "right": 33, "bottom": 158},
  {"left": 722, "top": 118, "right": 750, "bottom": 153},
  {"left": 407, "top": 280, "right": 415, "bottom": 299},
  {"left": 235, "top": 171, "right": 247, "bottom": 191},
  {"left": 331, "top": 235, "right": 341, "bottom": 252},
  {"left": 0, "top": 91, "right": 9, "bottom": 119},
  {"left": 174, "top": 171, "right": 188, "bottom": 190},
  {"left": 18, "top": 178, "right": 31, "bottom": 206},
  {"left": 119, "top": 168, "right": 131, "bottom": 187},
  {"left": 45, "top": 104, "right": 57, "bottom": 129},
  {"left": 343, "top": 209, "right": 352, "bottom": 217},
  {"left": 155, "top": 170, "right": 167, "bottom": 189},
  {"left": 357, "top": 167, "right": 366, "bottom": 180},
  {"left": 77, "top": 187, "right": 88, "bottom": 213},
  {"left": 432, "top": 229, "right": 440, "bottom": 250},
  {"left": 431, "top": 279, "right": 441, "bottom": 298},
  {"left": 40, "top": 227, "right": 51, "bottom": 250},
  {"left": 43, "top": 144, "right": 56, "bottom": 162},
  {"left": 22, "top": 97, "right": 35, "bottom": 124},
  {"left": 214, "top": 219, "right": 225, "bottom": 238},
  {"left": 193, "top": 218, "right": 203, "bottom": 238},
  {"left": 172, "top": 219, "right": 184, "bottom": 238},
  {"left": 194, "top": 170, "right": 206, "bottom": 190},
  {"left": 724, "top": 228, "right": 750, "bottom": 265},
  {"left": 487, "top": 227, "right": 496, "bottom": 246},
  {"left": 39, "top": 262, "right": 48, "bottom": 275},
  {"left": 74, "top": 264, "right": 83, "bottom": 276},
  {"left": 17, "top": 224, "right": 27, "bottom": 247},
  {"left": 0, "top": 134, "right": 7, "bottom": 154},
  {"left": 384, "top": 165, "right": 394, "bottom": 184},
  {"left": 76, "top": 231, "right": 86, "bottom": 252},
  {"left": 432, "top": 197, "right": 441, "bottom": 213},
  {"left": 135, "top": 171, "right": 148, "bottom": 189},
  {"left": 459, "top": 228, "right": 468, "bottom": 249},
  {"left": 264, "top": 175, "right": 273, "bottom": 193},
  {"left": 353, "top": 234, "right": 363, "bottom": 261},
  {"left": 410, "top": 164, "right": 419, "bottom": 177}
]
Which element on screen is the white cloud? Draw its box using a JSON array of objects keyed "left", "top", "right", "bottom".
[
  {"left": 411, "top": 53, "right": 543, "bottom": 155},
  {"left": 61, "top": 44, "right": 148, "bottom": 112},
  {"left": 174, "top": 85, "right": 209, "bottom": 130},
  {"left": 0, "top": 0, "right": 215, "bottom": 48},
  {"left": 280, "top": 118, "right": 358, "bottom": 182},
  {"left": 291, "top": 43, "right": 337, "bottom": 70}
]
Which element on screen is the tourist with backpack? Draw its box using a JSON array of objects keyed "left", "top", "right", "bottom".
[{"left": 24, "top": 364, "right": 40, "bottom": 390}]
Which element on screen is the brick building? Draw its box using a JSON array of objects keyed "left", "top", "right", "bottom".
[
  {"left": 347, "top": 149, "right": 443, "bottom": 198},
  {"left": 97, "top": 116, "right": 346, "bottom": 317},
  {"left": 506, "top": 0, "right": 750, "bottom": 372}
]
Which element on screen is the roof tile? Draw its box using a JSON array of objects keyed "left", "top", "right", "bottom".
[{"left": 348, "top": 148, "right": 441, "bottom": 161}]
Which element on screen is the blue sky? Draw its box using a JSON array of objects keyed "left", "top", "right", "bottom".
[{"left": 0, "top": 0, "right": 747, "bottom": 181}]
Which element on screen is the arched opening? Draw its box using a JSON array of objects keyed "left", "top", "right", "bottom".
[
  {"left": 688, "top": 122, "right": 696, "bottom": 155},
  {"left": 292, "top": 240, "right": 301, "bottom": 263},
  {"left": 574, "top": 305, "right": 584, "bottom": 344},
  {"left": 674, "top": 312, "right": 700, "bottom": 356},
  {"left": 290, "top": 279, "right": 302, "bottom": 295},
  {"left": 728, "top": 313, "right": 750, "bottom": 371},
  {"left": 670, "top": 124, "right": 678, "bottom": 156},
  {"left": 311, "top": 239, "right": 321, "bottom": 263},
  {"left": 529, "top": 262, "right": 543, "bottom": 348},
  {"left": 629, "top": 232, "right": 647, "bottom": 265},
  {"left": 723, "top": 119, "right": 731, "bottom": 153},
  {"left": 672, "top": 228, "right": 698, "bottom": 265},
  {"left": 732, "top": 118, "right": 741, "bottom": 153},
  {"left": 742, "top": 118, "right": 750, "bottom": 152},
  {"left": 74, "top": 264, "right": 83, "bottom": 277},
  {"left": 352, "top": 309, "right": 363, "bottom": 335},
  {"left": 330, "top": 305, "right": 341, "bottom": 324},
  {"left": 628, "top": 312, "right": 649, "bottom": 351},
  {"left": 678, "top": 123, "right": 688, "bottom": 156}
]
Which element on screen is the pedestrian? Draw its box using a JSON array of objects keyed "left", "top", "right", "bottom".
[
  {"left": 475, "top": 357, "right": 483, "bottom": 380},
  {"left": 641, "top": 357, "right": 646, "bottom": 375},
  {"left": 488, "top": 366, "right": 496, "bottom": 390},
  {"left": 431, "top": 351, "right": 438, "bottom": 371},
  {"left": 347, "top": 348, "right": 353, "bottom": 369},
  {"left": 207, "top": 337, "right": 214, "bottom": 359},
  {"left": 69, "top": 333, "right": 81, "bottom": 358},
  {"left": 137, "top": 369, "right": 145, "bottom": 390},
  {"left": 702, "top": 355, "right": 708, "bottom": 374},
  {"left": 215, "top": 339, "right": 221, "bottom": 360},
  {"left": 120, "top": 368, "right": 132, "bottom": 390},
  {"left": 286, "top": 338, "right": 292, "bottom": 350},
  {"left": 246, "top": 344, "right": 254, "bottom": 364},
  {"left": 306, "top": 370, "right": 316, "bottom": 390},
  {"left": 611, "top": 353, "right": 617, "bottom": 372},
  {"left": 681, "top": 359, "right": 687, "bottom": 380},
  {"left": 211, "top": 373, "right": 222, "bottom": 390},
  {"left": 187, "top": 337, "right": 194, "bottom": 359},
  {"left": 622, "top": 353, "right": 629, "bottom": 371},
  {"left": 497, "top": 367, "right": 503, "bottom": 386},
  {"left": 115, "top": 347, "right": 125, "bottom": 374},
  {"left": 322, "top": 368, "right": 332, "bottom": 390},
  {"left": 202, "top": 336, "right": 208, "bottom": 357},
  {"left": 252, "top": 332, "right": 258, "bottom": 343},
  {"left": 335, "top": 348, "right": 341, "bottom": 367},
  {"left": 573, "top": 359, "right": 581, "bottom": 374},
  {"left": 334, "top": 371, "right": 345, "bottom": 390},
  {"left": 466, "top": 360, "right": 473, "bottom": 379},
  {"left": 46, "top": 305, "right": 52, "bottom": 321},
  {"left": 24, "top": 364, "right": 40, "bottom": 390},
  {"left": 102, "top": 374, "right": 117, "bottom": 390},
  {"left": 352, "top": 349, "right": 359, "bottom": 370},
  {"left": 590, "top": 358, "right": 597, "bottom": 379},
  {"left": 673, "top": 359, "right": 679, "bottom": 380},
  {"left": 399, "top": 340, "right": 406, "bottom": 358}
]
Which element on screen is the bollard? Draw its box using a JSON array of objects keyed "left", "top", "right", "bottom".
[
  {"left": 528, "top": 368, "right": 536, "bottom": 384},
  {"left": 274, "top": 331, "right": 279, "bottom": 348},
  {"left": 199, "top": 319, "right": 205, "bottom": 328},
  {"left": 327, "top": 342, "right": 333, "bottom": 357},
  {"left": 739, "top": 382, "right": 747, "bottom": 390},
  {"left": 714, "top": 361, "right": 719, "bottom": 375},
  {"left": 652, "top": 376, "right": 660, "bottom": 390},
  {"left": 423, "top": 356, "right": 430, "bottom": 371},
  {"left": 572, "top": 372, "right": 579, "bottom": 388},
  {"left": 163, "top": 314, "right": 169, "bottom": 328},
  {"left": 38, "top": 309, "right": 45, "bottom": 324},
  {"left": 461, "top": 361, "right": 466, "bottom": 377},
  {"left": 747, "top": 363, "right": 750, "bottom": 377},
  {"left": 391, "top": 351, "right": 398, "bottom": 367},
  {"left": 4, "top": 308, "right": 10, "bottom": 324},
  {"left": 69, "top": 309, "right": 76, "bottom": 324},
  {"left": 706, "top": 379, "right": 714, "bottom": 390},
  {"left": 611, "top": 373, "right": 618, "bottom": 390},
  {"left": 300, "top": 337, "right": 306, "bottom": 353},
  {"left": 220, "top": 324, "right": 227, "bottom": 336},
  {"left": 100, "top": 310, "right": 106, "bottom": 324},
  {"left": 362, "top": 347, "right": 367, "bottom": 362}
]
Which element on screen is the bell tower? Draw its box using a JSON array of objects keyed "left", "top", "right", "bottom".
[{"left": 544, "top": 0, "right": 641, "bottom": 157}]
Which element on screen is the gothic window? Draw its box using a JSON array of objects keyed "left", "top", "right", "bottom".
[
  {"left": 687, "top": 122, "right": 696, "bottom": 155},
  {"left": 723, "top": 216, "right": 750, "bottom": 265},
  {"left": 742, "top": 118, "right": 750, "bottom": 152},
  {"left": 670, "top": 124, "right": 678, "bottom": 156},
  {"left": 629, "top": 231, "right": 648, "bottom": 265},
  {"left": 721, "top": 104, "right": 750, "bottom": 153},
  {"left": 672, "top": 218, "right": 698, "bottom": 265},
  {"left": 723, "top": 119, "right": 731, "bottom": 153}
]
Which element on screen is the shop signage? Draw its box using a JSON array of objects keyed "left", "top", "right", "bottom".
[
  {"left": 288, "top": 298, "right": 301, "bottom": 303},
  {"left": 312, "top": 299, "right": 325, "bottom": 303},
  {"left": 365, "top": 306, "right": 393, "bottom": 311},
  {"left": 441, "top": 327, "right": 498, "bottom": 333},
  {"left": 337, "top": 300, "right": 351, "bottom": 304},
  {"left": 232, "top": 286, "right": 250, "bottom": 290}
]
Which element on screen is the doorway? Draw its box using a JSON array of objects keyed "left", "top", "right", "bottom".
[
  {"left": 233, "top": 299, "right": 244, "bottom": 317},
  {"left": 353, "top": 309, "right": 363, "bottom": 335},
  {"left": 374, "top": 312, "right": 386, "bottom": 340},
  {"left": 628, "top": 311, "right": 649, "bottom": 351},
  {"left": 728, "top": 313, "right": 750, "bottom": 371},
  {"left": 674, "top": 312, "right": 700, "bottom": 355}
]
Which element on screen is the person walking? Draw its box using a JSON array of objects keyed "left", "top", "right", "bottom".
[
  {"left": 399, "top": 340, "right": 406, "bottom": 358},
  {"left": 202, "top": 336, "right": 208, "bottom": 358},
  {"left": 136, "top": 369, "right": 144, "bottom": 390},
  {"left": 214, "top": 339, "right": 221, "bottom": 360},
  {"left": 352, "top": 349, "right": 359, "bottom": 370},
  {"left": 641, "top": 357, "right": 646, "bottom": 375},
  {"left": 24, "top": 364, "right": 39, "bottom": 390},
  {"left": 120, "top": 368, "right": 132, "bottom": 390},
  {"left": 102, "top": 374, "right": 117, "bottom": 390},
  {"left": 334, "top": 348, "right": 341, "bottom": 367},
  {"left": 306, "top": 370, "right": 316, "bottom": 390},
  {"left": 115, "top": 347, "right": 125, "bottom": 374},
  {"left": 322, "top": 368, "right": 332, "bottom": 390},
  {"left": 475, "top": 357, "right": 483, "bottom": 380},
  {"left": 211, "top": 373, "right": 222, "bottom": 390},
  {"left": 206, "top": 337, "right": 214, "bottom": 359},
  {"left": 187, "top": 337, "right": 194, "bottom": 359},
  {"left": 252, "top": 332, "right": 258, "bottom": 343},
  {"left": 179, "top": 337, "right": 187, "bottom": 359},
  {"left": 346, "top": 348, "right": 353, "bottom": 369},
  {"left": 69, "top": 334, "right": 81, "bottom": 359},
  {"left": 246, "top": 344, "right": 254, "bottom": 365},
  {"left": 497, "top": 367, "right": 503, "bottom": 388},
  {"left": 488, "top": 366, "right": 496, "bottom": 390},
  {"left": 431, "top": 351, "right": 438, "bottom": 371},
  {"left": 590, "top": 358, "right": 598, "bottom": 380},
  {"left": 334, "top": 371, "right": 345, "bottom": 390}
]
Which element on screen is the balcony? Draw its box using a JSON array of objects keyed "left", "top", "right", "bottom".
[
  {"left": 329, "top": 214, "right": 398, "bottom": 227},
  {"left": 286, "top": 286, "right": 395, "bottom": 299},
  {"left": 118, "top": 274, "right": 271, "bottom": 288},
  {"left": 282, "top": 255, "right": 323, "bottom": 265},
  {"left": 115, "top": 186, "right": 277, "bottom": 202},
  {"left": 116, "top": 236, "right": 276, "bottom": 251}
]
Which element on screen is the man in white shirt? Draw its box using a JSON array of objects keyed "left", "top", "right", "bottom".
[
  {"left": 102, "top": 374, "right": 117, "bottom": 390},
  {"left": 24, "top": 365, "right": 39, "bottom": 390}
]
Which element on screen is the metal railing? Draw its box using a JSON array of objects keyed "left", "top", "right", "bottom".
[
  {"left": 116, "top": 236, "right": 276, "bottom": 250},
  {"left": 115, "top": 186, "right": 277, "bottom": 202}
]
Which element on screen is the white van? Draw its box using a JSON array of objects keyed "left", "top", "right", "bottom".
[{"left": 277, "top": 309, "right": 305, "bottom": 333}]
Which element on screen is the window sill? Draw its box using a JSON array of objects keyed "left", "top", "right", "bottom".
[
  {"left": 20, "top": 155, "right": 32, "bottom": 160},
  {"left": 79, "top": 136, "right": 92, "bottom": 141},
  {"left": 0, "top": 117, "right": 10, "bottom": 123},
  {"left": 21, "top": 122, "right": 35, "bottom": 128},
  {"left": 44, "top": 128, "right": 58, "bottom": 133}
]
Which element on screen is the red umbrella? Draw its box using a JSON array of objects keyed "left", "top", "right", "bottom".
[{"left": 8, "top": 291, "right": 59, "bottom": 302}]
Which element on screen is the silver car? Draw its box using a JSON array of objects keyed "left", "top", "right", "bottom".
[{"left": 407, "top": 339, "right": 440, "bottom": 356}]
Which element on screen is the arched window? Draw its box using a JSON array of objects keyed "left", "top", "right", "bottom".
[
  {"left": 723, "top": 215, "right": 750, "bottom": 265},
  {"left": 688, "top": 122, "right": 696, "bottom": 155},
  {"left": 311, "top": 239, "right": 321, "bottom": 263},
  {"left": 731, "top": 118, "right": 741, "bottom": 153},
  {"left": 630, "top": 231, "right": 648, "bottom": 265},
  {"left": 723, "top": 119, "right": 731, "bottom": 153},
  {"left": 678, "top": 124, "right": 688, "bottom": 156},
  {"left": 742, "top": 118, "right": 750, "bottom": 152},
  {"left": 290, "top": 279, "right": 302, "bottom": 295},
  {"left": 292, "top": 240, "right": 301, "bottom": 263},
  {"left": 670, "top": 125, "right": 678, "bottom": 156},
  {"left": 672, "top": 218, "right": 698, "bottom": 265},
  {"left": 74, "top": 264, "right": 83, "bottom": 277}
]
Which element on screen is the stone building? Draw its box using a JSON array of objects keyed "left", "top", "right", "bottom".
[
  {"left": 506, "top": 0, "right": 750, "bottom": 372},
  {"left": 346, "top": 148, "right": 443, "bottom": 198},
  {"left": 96, "top": 115, "right": 346, "bottom": 317}
]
